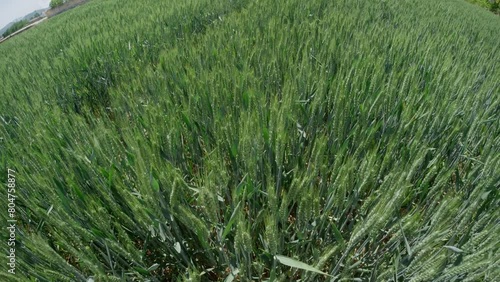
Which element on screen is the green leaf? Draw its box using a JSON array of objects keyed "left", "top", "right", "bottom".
[
  {"left": 331, "top": 222, "right": 345, "bottom": 247},
  {"left": 242, "top": 90, "right": 250, "bottom": 109},
  {"left": 147, "top": 263, "right": 160, "bottom": 271},
  {"left": 126, "top": 151, "right": 135, "bottom": 166},
  {"left": 158, "top": 223, "right": 166, "bottom": 242},
  {"left": 481, "top": 191, "right": 491, "bottom": 200},
  {"left": 181, "top": 111, "right": 192, "bottom": 130},
  {"left": 134, "top": 267, "right": 149, "bottom": 275},
  {"left": 275, "top": 255, "right": 332, "bottom": 277},
  {"left": 151, "top": 177, "right": 160, "bottom": 192},
  {"left": 399, "top": 220, "right": 412, "bottom": 258},
  {"left": 262, "top": 126, "right": 270, "bottom": 143},
  {"left": 230, "top": 142, "right": 238, "bottom": 159},
  {"left": 46, "top": 205, "right": 54, "bottom": 216},
  {"left": 174, "top": 242, "right": 181, "bottom": 253},
  {"left": 443, "top": 246, "right": 464, "bottom": 253},
  {"left": 222, "top": 201, "right": 241, "bottom": 240}
]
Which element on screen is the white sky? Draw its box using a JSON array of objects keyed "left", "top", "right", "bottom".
[{"left": 0, "top": 0, "right": 50, "bottom": 29}]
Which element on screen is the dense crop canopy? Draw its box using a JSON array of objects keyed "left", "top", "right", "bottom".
[{"left": 0, "top": 0, "right": 498, "bottom": 280}]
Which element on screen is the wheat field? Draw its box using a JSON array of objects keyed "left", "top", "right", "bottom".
[{"left": 0, "top": 0, "right": 498, "bottom": 281}]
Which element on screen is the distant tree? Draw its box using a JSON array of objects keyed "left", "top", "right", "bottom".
[
  {"left": 31, "top": 12, "right": 41, "bottom": 20},
  {"left": 50, "top": 0, "right": 65, "bottom": 9},
  {"left": 467, "top": 0, "right": 500, "bottom": 13},
  {"left": 490, "top": 0, "right": 500, "bottom": 13},
  {"left": 2, "top": 20, "right": 29, "bottom": 38}
]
